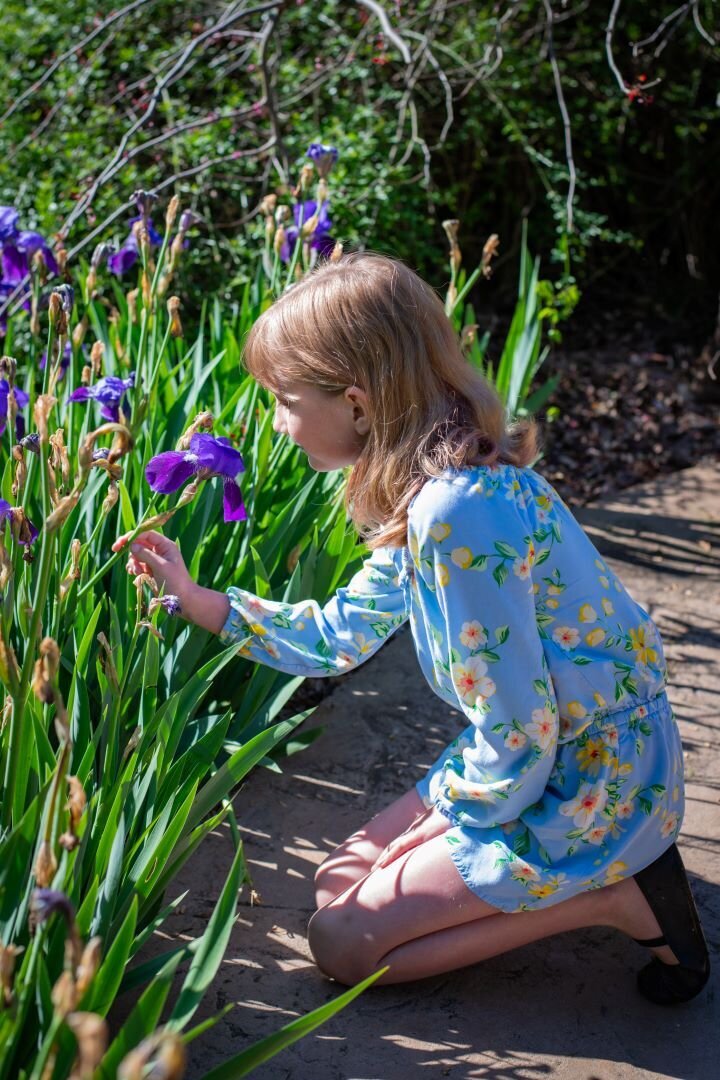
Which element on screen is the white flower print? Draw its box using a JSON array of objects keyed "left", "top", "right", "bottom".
[
  {"left": 524, "top": 705, "right": 557, "bottom": 750},
  {"left": 559, "top": 781, "right": 608, "bottom": 829},
  {"left": 615, "top": 800, "right": 635, "bottom": 820},
  {"left": 510, "top": 861, "right": 540, "bottom": 883},
  {"left": 245, "top": 596, "right": 268, "bottom": 620},
  {"left": 459, "top": 620, "right": 487, "bottom": 648},
  {"left": 586, "top": 825, "right": 608, "bottom": 845},
  {"left": 513, "top": 557, "right": 532, "bottom": 579},
  {"left": 552, "top": 626, "right": 580, "bottom": 649},
  {"left": 505, "top": 729, "right": 528, "bottom": 751},
  {"left": 660, "top": 811, "right": 680, "bottom": 838},
  {"left": 451, "top": 655, "right": 496, "bottom": 706}
]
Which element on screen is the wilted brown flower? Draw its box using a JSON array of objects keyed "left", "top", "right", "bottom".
[
  {"left": 0, "top": 942, "right": 23, "bottom": 1007},
  {"left": 118, "top": 1032, "right": 186, "bottom": 1080},
  {"left": 75, "top": 936, "right": 101, "bottom": 996},
  {"left": 45, "top": 492, "right": 80, "bottom": 533},
  {"left": 90, "top": 341, "right": 104, "bottom": 377},
  {"left": 165, "top": 194, "right": 180, "bottom": 232},
  {"left": 481, "top": 233, "right": 500, "bottom": 278},
  {"left": 11, "top": 444, "right": 26, "bottom": 499},
  {"left": 330, "top": 241, "right": 344, "bottom": 263},
  {"left": 33, "top": 394, "right": 58, "bottom": 443},
  {"left": 72, "top": 315, "right": 89, "bottom": 350},
  {"left": 101, "top": 481, "right": 119, "bottom": 515},
  {"left": 126, "top": 288, "right": 139, "bottom": 325},
  {"left": 32, "top": 248, "right": 48, "bottom": 285},
  {"left": 260, "top": 193, "right": 277, "bottom": 216},
  {"left": 177, "top": 411, "right": 214, "bottom": 451},
  {"left": 273, "top": 224, "right": 286, "bottom": 256},
  {"left": 34, "top": 840, "right": 58, "bottom": 888},
  {"left": 167, "top": 296, "right": 183, "bottom": 339},
  {"left": 442, "top": 219, "right": 462, "bottom": 275},
  {"left": 96, "top": 632, "right": 120, "bottom": 694},
  {"left": 51, "top": 970, "right": 77, "bottom": 1019},
  {"left": 66, "top": 1011, "right": 108, "bottom": 1076}
]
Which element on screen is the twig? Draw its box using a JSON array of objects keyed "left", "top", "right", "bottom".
[
  {"left": 543, "top": 0, "right": 576, "bottom": 233},
  {"left": 605, "top": 0, "right": 628, "bottom": 94}
]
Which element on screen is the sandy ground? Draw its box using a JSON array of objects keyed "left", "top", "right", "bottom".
[{"left": 127, "top": 460, "right": 720, "bottom": 1080}]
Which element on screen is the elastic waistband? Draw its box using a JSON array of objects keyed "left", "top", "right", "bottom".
[{"left": 561, "top": 690, "right": 671, "bottom": 742}]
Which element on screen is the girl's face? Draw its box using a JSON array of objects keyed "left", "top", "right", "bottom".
[{"left": 270, "top": 380, "right": 370, "bottom": 472}]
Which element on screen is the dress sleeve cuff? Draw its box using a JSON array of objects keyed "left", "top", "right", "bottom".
[{"left": 219, "top": 588, "right": 253, "bottom": 645}]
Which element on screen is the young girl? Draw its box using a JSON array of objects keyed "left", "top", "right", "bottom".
[{"left": 115, "top": 252, "right": 709, "bottom": 1005}]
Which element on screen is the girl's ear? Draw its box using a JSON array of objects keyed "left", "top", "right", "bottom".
[{"left": 344, "top": 386, "right": 370, "bottom": 436}]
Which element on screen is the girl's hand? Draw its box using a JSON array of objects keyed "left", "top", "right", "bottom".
[
  {"left": 112, "top": 530, "right": 195, "bottom": 601},
  {"left": 112, "top": 530, "right": 231, "bottom": 634},
  {"left": 371, "top": 806, "right": 450, "bottom": 871}
]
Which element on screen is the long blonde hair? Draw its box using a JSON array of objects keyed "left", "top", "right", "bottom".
[{"left": 243, "top": 252, "right": 539, "bottom": 549}]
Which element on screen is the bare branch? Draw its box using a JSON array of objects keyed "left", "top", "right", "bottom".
[
  {"left": 692, "top": 0, "right": 717, "bottom": 46},
  {"left": 543, "top": 0, "right": 576, "bottom": 233},
  {"left": 605, "top": 0, "right": 628, "bottom": 93}
]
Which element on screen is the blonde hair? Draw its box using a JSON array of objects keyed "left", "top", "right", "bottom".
[{"left": 243, "top": 252, "right": 539, "bottom": 549}]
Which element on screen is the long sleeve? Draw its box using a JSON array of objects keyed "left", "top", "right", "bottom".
[
  {"left": 219, "top": 545, "right": 409, "bottom": 676},
  {"left": 409, "top": 472, "right": 560, "bottom": 829}
]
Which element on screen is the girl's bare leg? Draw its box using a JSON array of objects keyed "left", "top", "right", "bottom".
[
  {"left": 314, "top": 787, "right": 427, "bottom": 908},
  {"left": 308, "top": 830, "right": 676, "bottom": 986}
]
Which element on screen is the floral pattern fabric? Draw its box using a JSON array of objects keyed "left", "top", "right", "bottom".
[{"left": 220, "top": 463, "right": 685, "bottom": 912}]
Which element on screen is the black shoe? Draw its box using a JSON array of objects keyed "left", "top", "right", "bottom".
[{"left": 632, "top": 843, "right": 711, "bottom": 1005}]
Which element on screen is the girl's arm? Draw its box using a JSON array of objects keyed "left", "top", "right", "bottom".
[{"left": 114, "top": 530, "right": 409, "bottom": 677}]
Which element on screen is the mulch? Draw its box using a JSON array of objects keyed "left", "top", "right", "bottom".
[{"left": 539, "top": 335, "right": 720, "bottom": 507}]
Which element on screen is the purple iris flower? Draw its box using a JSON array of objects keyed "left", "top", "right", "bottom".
[
  {"left": 0, "top": 498, "right": 39, "bottom": 547},
  {"left": 108, "top": 216, "right": 164, "bottom": 276},
  {"left": 159, "top": 594, "right": 181, "bottom": 616},
  {"left": 67, "top": 372, "right": 136, "bottom": 422},
  {"left": 306, "top": 143, "right": 339, "bottom": 178},
  {"left": 0, "top": 206, "right": 20, "bottom": 242},
  {"left": 280, "top": 199, "right": 334, "bottom": 263},
  {"left": 146, "top": 433, "right": 246, "bottom": 522},
  {"left": 1, "top": 231, "right": 59, "bottom": 285},
  {"left": 0, "top": 379, "right": 30, "bottom": 438}
]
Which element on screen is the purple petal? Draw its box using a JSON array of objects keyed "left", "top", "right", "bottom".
[
  {"left": 189, "top": 433, "right": 244, "bottom": 479},
  {"left": 145, "top": 451, "right": 197, "bottom": 493},
  {"left": 222, "top": 478, "right": 247, "bottom": 522},
  {"left": 21, "top": 516, "right": 39, "bottom": 546},
  {"left": 14, "top": 387, "right": 30, "bottom": 408},
  {"left": 108, "top": 243, "right": 139, "bottom": 276},
  {"left": 99, "top": 402, "right": 120, "bottom": 422},
  {"left": 0, "top": 206, "right": 20, "bottom": 242},
  {"left": 1, "top": 244, "right": 27, "bottom": 285},
  {"left": 0, "top": 499, "right": 12, "bottom": 523},
  {"left": 67, "top": 387, "right": 92, "bottom": 403},
  {"left": 16, "top": 231, "right": 58, "bottom": 275}
]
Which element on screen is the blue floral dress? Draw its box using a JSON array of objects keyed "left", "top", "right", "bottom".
[{"left": 220, "top": 464, "right": 685, "bottom": 912}]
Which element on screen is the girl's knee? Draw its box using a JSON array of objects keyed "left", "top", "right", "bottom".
[{"left": 307, "top": 904, "right": 379, "bottom": 985}]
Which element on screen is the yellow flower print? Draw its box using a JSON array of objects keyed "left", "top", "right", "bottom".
[
  {"left": 304, "top": 606, "right": 314, "bottom": 618},
  {"left": 528, "top": 881, "right": 558, "bottom": 899},
  {"left": 437, "top": 563, "right": 451, "bottom": 587},
  {"left": 629, "top": 624, "right": 659, "bottom": 666},
  {"left": 445, "top": 773, "right": 506, "bottom": 802},
  {"left": 429, "top": 522, "right": 451, "bottom": 542},
  {"left": 527, "top": 541, "right": 536, "bottom": 564},
  {"left": 594, "top": 559, "right": 605, "bottom": 570},
  {"left": 409, "top": 533, "right": 420, "bottom": 565},
  {"left": 552, "top": 625, "right": 580, "bottom": 649},
  {"left": 601, "top": 597, "right": 614, "bottom": 616},
  {"left": 296, "top": 621, "right": 305, "bottom": 630},
  {"left": 459, "top": 620, "right": 487, "bottom": 648},
  {"left": 593, "top": 692, "right": 607, "bottom": 708},
  {"left": 451, "top": 547, "right": 473, "bottom": 569},
  {"left": 532, "top": 583, "right": 540, "bottom": 594},
  {"left": 576, "top": 737, "right": 613, "bottom": 776},
  {"left": 618, "top": 762, "right": 634, "bottom": 776},
  {"left": 451, "top": 655, "right": 496, "bottom": 705},
  {"left": 599, "top": 575, "right": 610, "bottom": 588},
  {"left": 546, "top": 598, "right": 559, "bottom": 609},
  {"left": 605, "top": 860, "right": 628, "bottom": 884},
  {"left": 567, "top": 700, "right": 587, "bottom": 719},
  {"left": 585, "top": 627, "right": 606, "bottom": 647},
  {"left": 547, "top": 584, "right": 562, "bottom": 595},
  {"left": 578, "top": 603, "right": 597, "bottom": 623},
  {"left": 537, "top": 494, "right": 552, "bottom": 511},
  {"left": 249, "top": 622, "right": 268, "bottom": 637}
]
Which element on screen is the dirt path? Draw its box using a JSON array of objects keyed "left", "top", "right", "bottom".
[{"left": 155, "top": 460, "right": 720, "bottom": 1079}]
